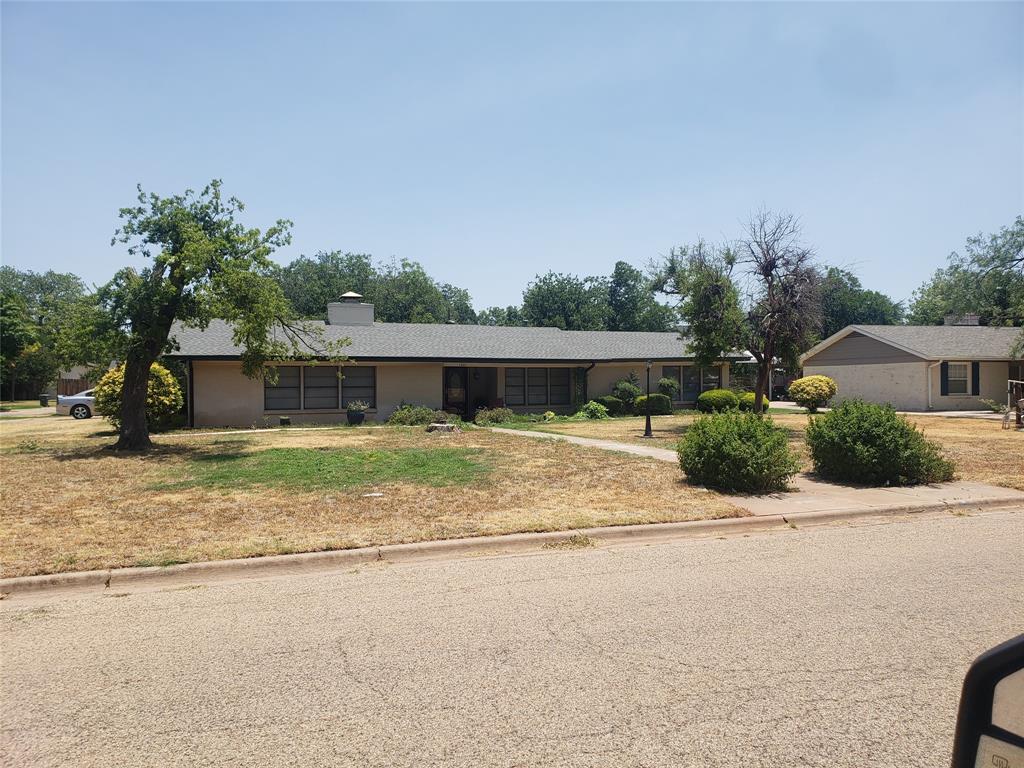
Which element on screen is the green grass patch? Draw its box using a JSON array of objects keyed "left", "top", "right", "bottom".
[{"left": 157, "top": 446, "right": 491, "bottom": 491}]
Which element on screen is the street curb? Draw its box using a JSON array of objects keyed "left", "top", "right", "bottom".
[{"left": 2, "top": 497, "right": 1020, "bottom": 599}]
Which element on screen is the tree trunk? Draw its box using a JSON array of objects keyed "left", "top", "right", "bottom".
[
  {"left": 753, "top": 362, "right": 771, "bottom": 415},
  {"left": 114, "top": 352, "right": 154, "bottom": 450}
]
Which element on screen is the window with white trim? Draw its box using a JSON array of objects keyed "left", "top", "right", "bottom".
[{"left": 947, "top": 363, "right": 969, "bottom": 395}]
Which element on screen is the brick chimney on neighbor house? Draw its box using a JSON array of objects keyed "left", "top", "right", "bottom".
[
  {"left": 943, "top": 313, "right": 981, "bottom": 326},
  {"left": 326, "top": 292, "right": 375, "bottom": 325}
]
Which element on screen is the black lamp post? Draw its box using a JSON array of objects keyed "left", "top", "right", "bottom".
[{"left": 643, "top": 360, "right": 653, "bottom": 438}]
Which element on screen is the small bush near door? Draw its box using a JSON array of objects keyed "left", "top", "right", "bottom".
[
  {"left": 805, "top": 400, "right": 954, "bottom": 486},
  {"left": 696, "top": 388, "right": 739, "bottom": 413},
  {"left": 474, "top": 406, "right": 516, "bottom": 425},
  {"left": 677, "top": 412, "right": 798, "bottom": 493},
  {"left": 633, "top": 393, "right": 672, "bottom": 415},
  {"left": 387, "top": 404, "right": 452, "bottom": 426}
]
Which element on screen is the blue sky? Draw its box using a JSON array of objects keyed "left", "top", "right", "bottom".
[{"left": 3, "top": 1, "right": 1022, "bottom": 311}]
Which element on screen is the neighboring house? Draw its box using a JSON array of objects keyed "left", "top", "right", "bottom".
[
  {"left": 800, "top": 324, "right": 1024, "bottom": 411},
  {"left": 55, "top": 366, "right": 92, "bottom": 396},
  {"left": 166, "top": 293, "right": 747, "bottom": 427}
]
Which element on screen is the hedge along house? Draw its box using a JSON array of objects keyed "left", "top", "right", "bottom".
[
  {"left": 800, "top": 324, "right": 1024, "bottom": 412},
  {"left": 166, "top": 293, "right": 748, "bottom": 427}
]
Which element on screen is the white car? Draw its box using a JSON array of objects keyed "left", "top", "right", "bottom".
[{"left": 56, "top": 389, "right": 96, "bottom": 419}]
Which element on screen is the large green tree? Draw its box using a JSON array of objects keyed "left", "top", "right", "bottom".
[
  {"left": 520, "top": 272, "right": 609, "bottom": 330},
  {"left": 606, "top": 261, "right": 676, "bottom": 332},
  {"left": 652, "top": 240, "right": 745, "bottom": 366},
  {"left": 0, "top": 290, "right": 36, "bottom": 400},
  {"left": 819, "top": 267, "right": 903, "bottom": 339},
  {"left": 100, "top": 181, "right": 344, "bottom": 450},
  {"left": 275, "top": 251, "right": 376, "bottom": 318}
]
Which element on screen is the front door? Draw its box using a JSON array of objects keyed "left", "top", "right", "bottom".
[{"left": 443, "top": 367, "right": 468, "bottom": 416}]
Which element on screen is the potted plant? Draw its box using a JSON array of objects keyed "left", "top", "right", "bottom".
[{"left": 346, "top": 400, "right": 369, "bottom": 425}]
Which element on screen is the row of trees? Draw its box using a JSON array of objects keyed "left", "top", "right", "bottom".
[{"left": 1, "top": 178, "right": 1018, "bottom": 447}]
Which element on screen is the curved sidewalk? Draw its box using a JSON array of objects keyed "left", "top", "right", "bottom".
[{"left": 489, "top": 426, "right": 1024, "bottom": 517}]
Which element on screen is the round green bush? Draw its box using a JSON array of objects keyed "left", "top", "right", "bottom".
[
  {"left": 634, "top": 393, "right": 672, "bottom": 415},
  {"left": 593, "top": 395, "right": 626, "bottom": 416},
  {"left": 612, "top": 379, "right": 642, "bottom": 406},
  {"left": 696, "top": 388, "right": 739, "bottom": 413},
  {"left": 677, "top": 412, "right": 799, "bottom": 493},
  {"left": 577, "top": 400, "right": 610, "bottom": 420},
  {"left": 805, "top": 399, "right": 954, "bottom": 486},
  {"left": 94, "top": 362, "right": 184, "bottom": 432},
  {"left": 657, "top": 377, "right": 680, "bottom": 399},
  {"left": 788, "top": 375, "right": 837, "bottom": 412},
  {"left": 737, "top": 391, "right": 770, "bottom": 412}
]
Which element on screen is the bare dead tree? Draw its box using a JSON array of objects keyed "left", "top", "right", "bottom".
[{"left": 740, "top": 210, "right": 823, "bottom": 414}]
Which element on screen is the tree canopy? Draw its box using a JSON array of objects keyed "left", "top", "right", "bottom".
[{"left": 819, "top": 267, "right": 903, "bottom": 339}]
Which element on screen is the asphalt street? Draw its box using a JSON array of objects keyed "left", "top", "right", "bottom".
[{"left": 2, "top": 508, "right": 1022, "bottom": 767}]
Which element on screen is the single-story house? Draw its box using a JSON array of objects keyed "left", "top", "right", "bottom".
[
  {"left": 800, "top": 324, "right": 1024, "bottom": 411},
  {"left": 167, "top": 293, "right": 747, "bottom": 427}
]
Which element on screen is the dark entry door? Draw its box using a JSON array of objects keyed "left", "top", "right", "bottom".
[{"left": 443, "top": 367, "right": 468, "bottom": 415}]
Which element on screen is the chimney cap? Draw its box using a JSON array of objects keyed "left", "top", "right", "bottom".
[{"left": 339, "top": 291, "right": 364, "bottom": 301}]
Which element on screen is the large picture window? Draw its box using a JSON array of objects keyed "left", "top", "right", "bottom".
[
  {"left": 504, "top": 368, "right": 525, "bottom": 406},
  {"left": 662, "top": 364, "right": 723, "bottom": 402},
  {"left": 527, "top": 368, "right": 548, "bottom": 405},
  {"left": 549, "top": 368, "right": 571, "bottom": 405},
  {"left": 303, "top": 366, "right": 340, "bottom": 410},
  {"left": 342, "top": 366, "right": 376, "bottom": 408},
  {"left": 946, "top": 363, "right": 969, "bottom": 395},
  {"left": 264, "top": 366, "right": 301, "bottom": 410}
]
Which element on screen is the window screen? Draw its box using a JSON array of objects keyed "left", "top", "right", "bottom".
[
  {"left": 548, "top": 368, "right": 571, "bottom": 405},
  {"left": 527, "top": 368, "right": 548, "bottom": 405},
  {"left": 505, "top": 368, "right": 525, "bottom": 406},
  {"left": 264, "top": 366, "right": 301, "bottom": 410},
  {"left": 947, "top": 363, "right": 968, "bottom": 395},
  {"left": 662, "top": 366, "right": 681, "bottom": 401},
  {"left": 341, "top": 366, "right": 376, "bottom": 408},
  {"left": 303, "top": 366, "right": 339, "bottom": 410}
]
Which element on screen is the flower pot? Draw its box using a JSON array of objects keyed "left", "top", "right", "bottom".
[{"left": 347, "top": 411, "right": 366, "bottom": 426}]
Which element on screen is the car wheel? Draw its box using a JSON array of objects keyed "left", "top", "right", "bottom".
[{"left": 70, "top": 404, "right": 91, "bottom": 419}]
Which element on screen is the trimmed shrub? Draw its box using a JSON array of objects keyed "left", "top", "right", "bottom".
[
  {"left": 577, "top": 400, "right": 610, "bottom": 420},
  {"left": 94, "top": 362, "right": 184, "bottom": 432},
  {"left": 593, "top": 395, "right": 626, "bottom": 416},
  {"left": 387, "top": 404, "right": 452, "bottom": 426},
  {"left": 657, "top": 377, "right": 680, "bottom": 399},
  {"left": 542, "top": 411, "right": 557, "bottom": 421},
  {"left": 738, "top": 391, "right": 770, "bottom": 412},
  {"left": 788, "top": 375, "right": 837, "bottom": 413},
  {"left": 474, "top": 406, "right": 516, "bottom": 426},
  {"left": 677, "top": 412, "right": 799, "bottom": 493},
  {"left": 634, "top": 393, "right": 672, "bottom": 415},
  {"left": 612, "top": 379, "right": 642, "bottom": 407},
  {"left": 805, "top": 399, "right": 955, "bottom": 486},
  {"left": 696, "top": 388, "right": 739, "bottom": 413}
]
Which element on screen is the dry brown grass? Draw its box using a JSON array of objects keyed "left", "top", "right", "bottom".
[
  {"left": 0, "top": 417, "right": 741, "bottom": 578},
  {"left": 520, "top": 412, "right": 1023, "bottom": 490}
]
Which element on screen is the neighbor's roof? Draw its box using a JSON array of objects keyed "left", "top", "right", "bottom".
[
  {"left": 166, "top": 319, "right": 749, "bottom": 363},
  {"left": 801, "top": 324, "right": 1023, "bottom": 363}
]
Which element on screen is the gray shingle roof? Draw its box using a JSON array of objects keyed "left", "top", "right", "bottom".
[
  {"left": 166, "top": 319, "right": 747, "bottom": 363},
  {"left": 830, "top": 325, "right": 1022, "bottom": 361}
]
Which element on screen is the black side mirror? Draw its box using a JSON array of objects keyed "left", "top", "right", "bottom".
[{"left": 952, "top": 633, "right": 1024, "bottom": 768}]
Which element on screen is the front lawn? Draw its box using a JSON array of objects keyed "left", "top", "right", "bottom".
[
  {"left": 0, "top": 400, "right": 47, "bottom": 412},
  {"left": 0, "top": 417, "right": 743, "bottom": 578},
  {"left": 509, "top": 412, "right": 1023, "bottom": 491}
]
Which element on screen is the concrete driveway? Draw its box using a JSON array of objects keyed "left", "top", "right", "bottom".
[{"left": 2, "top": 507, "right": 1022, "bottom": 767}]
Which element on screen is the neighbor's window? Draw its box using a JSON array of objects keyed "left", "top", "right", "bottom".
[
  {"left": 701, "top": 366, "right": 721, "bottom": 391},
  {"left": 265, "top": 366, "right": 301, "bottom": 410},
  {"left": 303, "top": 366, "right": 339, "bottom": 410},
  {"left": 947, "top": 363, "right": 969, "bottom": 395},
  {"left": 342, "top": 366, "right": 376, "bottom": 408},
  {"left": 548, "top": 368, "right": 571, "bottom": 405},
  {"left": 505, "top": 368, "right": 525, "bottom": 406},
  {"left": 528, "top": 368, "right": 548, "bottom": 405}
]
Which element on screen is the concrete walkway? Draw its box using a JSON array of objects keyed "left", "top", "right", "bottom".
[{"left": 490, "top": 426, "right": 1024, "bottom": 516}]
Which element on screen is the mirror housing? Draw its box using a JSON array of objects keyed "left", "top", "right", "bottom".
[{"left": 952, "top": 633, "right": 1024, "bottom": 768}]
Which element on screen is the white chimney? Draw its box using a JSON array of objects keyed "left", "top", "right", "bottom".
[{"left": 327, "top": 292, "right": 375, "bottom": 325}]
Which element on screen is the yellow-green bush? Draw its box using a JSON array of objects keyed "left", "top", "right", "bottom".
[
  {"left": 788, "top": 375, "right": 837, "bottom": 412},
  {"left": 94, "top": 362, "right": 184, "bottom": 432}
]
